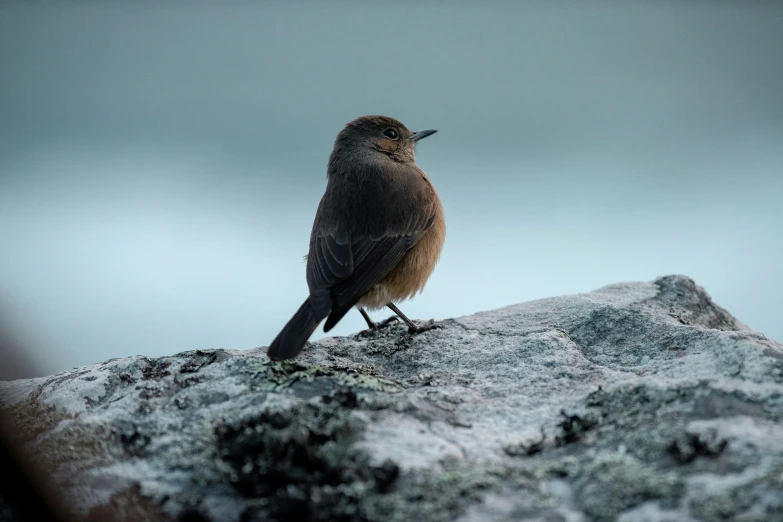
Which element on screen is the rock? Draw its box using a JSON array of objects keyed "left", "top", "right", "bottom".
[{"left": 1, "top": 275, "right": 782, "bottom": 522}]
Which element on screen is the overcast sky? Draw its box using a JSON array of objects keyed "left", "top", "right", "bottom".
[{"left": 1, "top": 1, "right": 781, "bottom": 376}]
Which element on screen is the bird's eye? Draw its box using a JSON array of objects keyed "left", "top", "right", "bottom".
[{"left": 383, "top": 128, "right": 399, "bottom": 140}]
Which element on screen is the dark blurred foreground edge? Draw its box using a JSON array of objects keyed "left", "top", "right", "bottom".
[
  {"left": 0, "top": 315, "right": 73, "bottom": 522},
  {"left": 0, "top": 428, "right": 72, "bottom": 522}
]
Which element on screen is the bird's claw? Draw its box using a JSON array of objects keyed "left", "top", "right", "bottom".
[
  {"left": 406, "top": 319, "right": 442, "bottom": 335},
  {"left": 376, "top": 316, "right": 400, "bottom": 328},
  {"left": 357, "top": 316, "right": 400, "bottom": 337}
]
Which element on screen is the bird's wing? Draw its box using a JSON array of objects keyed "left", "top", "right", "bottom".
[{"left": 306, "top": 172, "right": 436, "bottom": 331}]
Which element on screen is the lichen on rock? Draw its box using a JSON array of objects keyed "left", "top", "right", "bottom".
[{"left": 1, "top": 275, "right": 782, "bottom": 521}]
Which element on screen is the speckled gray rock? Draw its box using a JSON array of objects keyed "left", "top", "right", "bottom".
[{"left": 1, "top": 275, "right": 782, "bottom": 522}]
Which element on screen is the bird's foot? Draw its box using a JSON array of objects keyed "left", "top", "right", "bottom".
[
  {"left": 376, "top": 316, "right": 401, "bottom": 329},
  {"left": 405, "top": 319, "right": 442, "bottom": 335},
  {"left": 357, "top": 316, "right": 400, "bottom": 337}
]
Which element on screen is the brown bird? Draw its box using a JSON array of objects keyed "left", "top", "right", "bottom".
[{"left": 267, "top": 115, "right": 445, "bottom": 361}]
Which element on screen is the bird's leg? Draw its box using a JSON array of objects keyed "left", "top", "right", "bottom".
[
  {"left": 357, "top": 307, "right": 399, "bottom": 337},
  {"left": 358, "top": 307, "right": 377, "bottom": 329},
  {"left": 387, "top": 303, "right": 441, "bottom": 335}
]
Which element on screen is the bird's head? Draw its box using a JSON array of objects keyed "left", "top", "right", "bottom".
[{"left": 330, "top": 115, "right": 437, "bottom": 167}]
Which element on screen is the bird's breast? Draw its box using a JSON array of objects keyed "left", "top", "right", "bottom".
[{"left": 358, "top": 190, "right": 445, "bottom": 309}]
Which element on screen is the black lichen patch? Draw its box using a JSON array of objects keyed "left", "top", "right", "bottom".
[
  {"left": 668, "top": 434, "right": 728, "bottom": 464},
  {"left": 215, "top": 400, "right": 497, "bottom": 522},
  {"left": 555, "top": 410, "right": 598, "bottom": 446},
  {"left": 179, "top": 350, "right": 219, "bottom": 374},
  {"left": 119, "top": 373, "right": 137, "bottom": 385},
  {"left": 178, "top": 508, "right": 211, "bottom": 522},
  {"left": 113, "top": 419, "right": 152, "bottom": 457},
  {"left": 321, "top": 388, "right": 360, "bottom": 409},
  {"left": 504, "top": 429, "right": 546, "bottom": 457},
  {"left": 215, "top": 402, "right": 399, "bottom": 522},
  {"left": 142, "top": 360, "right": 172, "bottom": 380},
  {"left": 363, "top": 467, "right": 497, "bottom": 522},
  {"left": 370, "top": 461, "right": 400, "bottom": 494}
]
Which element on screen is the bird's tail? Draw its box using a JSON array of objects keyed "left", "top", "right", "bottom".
[{"left": 267, "top": 297, "right": 323, "bottom": 361}]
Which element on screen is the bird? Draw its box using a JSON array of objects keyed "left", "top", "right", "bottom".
[{"left": 267, "top": 115, "right": 445, "bottom": 361}]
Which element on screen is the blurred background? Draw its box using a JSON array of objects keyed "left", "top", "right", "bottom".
[{"left": 1, "top": 1, "right": 781, "bottom": 377}]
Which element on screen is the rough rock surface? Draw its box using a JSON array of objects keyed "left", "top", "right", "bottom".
[{"left": 1, "top": 275, "right": 782, "bottom": 522}]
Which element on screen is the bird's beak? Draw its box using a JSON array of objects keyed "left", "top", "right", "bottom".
[{"left": 409, "top": 129, "right": 437, "bottom": 142}]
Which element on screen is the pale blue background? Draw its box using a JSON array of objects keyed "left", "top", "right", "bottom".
[{"left": 1, "top": 2, "right": 781, "bottom": 376}]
